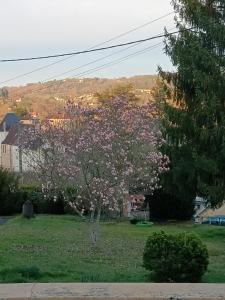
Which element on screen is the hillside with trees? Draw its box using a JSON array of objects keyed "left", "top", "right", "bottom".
[{"left": 0, "top": 75, "right": 157, "bottom": 119}]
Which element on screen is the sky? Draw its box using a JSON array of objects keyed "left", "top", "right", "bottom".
[{"left": 0, "top": 0, "right": 175, "bottom": 87}]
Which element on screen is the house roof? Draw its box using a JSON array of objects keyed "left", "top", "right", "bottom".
[
  {"left": 0, "top": 113, "right": 19, "bottom": 132},
  {"left": 2, "top": 124, "right": 20, "bottom": 146},
  {"left": 2, "top": 123, "right": 33, "bottom": 147}
]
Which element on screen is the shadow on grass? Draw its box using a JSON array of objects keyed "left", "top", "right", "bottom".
[
  {"left": 0, "top": 266, "right": 41, "bottom": 283},
  {"left": 0, "top": 266, "right": 67, "bottom": 283}
]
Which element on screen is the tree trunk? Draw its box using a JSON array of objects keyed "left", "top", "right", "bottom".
[
  {"left": 96, "top": 207, "right": 101, "bottom": 223},
  {"left": 68, "top": 201, "right": 85, "bottom": 220},
  {"left": 90, "top": 224, "right": 98, "bottom": 245},
  {"left": 90, "top": 208, "right": 95, "bottom": 222}
]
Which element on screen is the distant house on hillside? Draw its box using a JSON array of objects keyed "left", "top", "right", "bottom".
[
  {"left": 0, "top": 113, "right": 19, "bottom": 166},
  {"left": 20, "top": 116, "right": 39, "bottom": 126},
  {"left": 47, "top": 116, "right": 70, "bottom": 127}
]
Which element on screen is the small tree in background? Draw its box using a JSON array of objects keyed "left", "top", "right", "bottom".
[
  {"left": 22, "top": 96, "right": 169, "bottom": 222},
  {"left": 143, "top": 231, "right": 209, "bottom": 282},
  {"left": 95, "top": 84, "right": 139, "bottom": 104},
  {"left": 14, "top": 105, "right": 29, "bottom": 118},
  {"left": 0, "top": 87, "right": 9, "bottom": 100}
]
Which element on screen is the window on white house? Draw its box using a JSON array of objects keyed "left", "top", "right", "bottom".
[{"left": 2, "top": 145, "right": 6, "bottom": 154}]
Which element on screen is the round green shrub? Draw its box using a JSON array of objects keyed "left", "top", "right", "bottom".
[{"left": 143, "top": 231, "right": 209, "bottom": 282}]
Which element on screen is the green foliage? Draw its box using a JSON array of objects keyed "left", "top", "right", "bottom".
[
  {"left": 0, "top": 168, "right": 19, "bottom": 215},
  {"left": 18, "top": 185, "right": 44, "bottom": 213},
  {"left": 18, "top": 185, "right": 66, "bottom": 214},
  {"left": 146, "top": 189, "right": 195, "bottom": 221},
  {"left": 19, "top": 266, "right": 41, "bottom": 279},
  {"left": 14, "top": 105, "right": 28, "bottom": 118},
  {"left": 143, "top": 231, "right": 209, "bottom": 282},
  {"left": 159, "top": 0, "right": 225, "bottom": 208},
  {"left": 0, "top": 266, "right": 41, "bottom": 283},
  {"left": 0, "top": 177, "right": 67, "bottom": 216},
  {"left": 95, "top": 84, "right": 139, "bottom": 103},
  {"left": 130, "top": 219, "right": 139, "bottom": 224}
]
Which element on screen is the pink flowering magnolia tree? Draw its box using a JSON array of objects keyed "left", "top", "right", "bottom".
[{"left": 22, "top": 96, "right": 169, "bottom": 222}]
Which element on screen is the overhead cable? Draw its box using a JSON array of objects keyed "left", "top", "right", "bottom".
[
  {"left": 0, "top": 27, "right": 194, "bottom": 63},
  {"left": 0, "top": 11, "right": 174, "bottom": 84}
]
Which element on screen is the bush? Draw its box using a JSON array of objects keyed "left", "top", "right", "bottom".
[
  {"left": 19, "top": 266, "right": 41, "bottom": 279},
  {"left": 0, "top": 180, "right": 67, "bottom": 216},
  {"left": 0, "top": 175, "right": 75, "bottom": 216},
  {"left": 0, "top": 266, "right": 41, "bottom": 282},
  {"left": 143, "top": 231, "right": 209, "bottom": 282},
  {"left": 19, "top": 186, "right": 66, "bottom": 214},
  {"left": 0, "top": 168, "right": 20, "bottom": 215},
  {"left": 130, "top": 218, "right": 139, "bottom": 224},
  {"left": 145, "top": 190, "right": 195, "bottom": 221}
]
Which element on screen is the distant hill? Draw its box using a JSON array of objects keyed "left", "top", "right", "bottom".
[{"left": 0, "top": 75, "right": 158, "bottom": 120}]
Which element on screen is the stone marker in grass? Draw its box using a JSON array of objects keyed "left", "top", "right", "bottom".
[{"left": 22, "top": 200, "right": 34, "bottom": 219}]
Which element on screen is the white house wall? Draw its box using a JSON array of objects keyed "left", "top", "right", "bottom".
[
  {"left": 11, "top": 145, "right": 40, "bottom": 172},
  {"left": 22, "top": 149, "right": 38, "bottom": 172},
  {"left": 0, "top": 132, "right": 8, "bottom": 167},
  {"left": 11, "top": 145, "right": 20, "bottom": 172}
]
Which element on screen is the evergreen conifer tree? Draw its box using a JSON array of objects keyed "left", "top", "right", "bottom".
[{"left": 160, "top": 0, "right": 225, "bottom": 209}]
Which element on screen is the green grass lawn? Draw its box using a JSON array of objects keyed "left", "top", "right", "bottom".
[{"left": 0, "top": 215, "right": 225, "bottom": 283}]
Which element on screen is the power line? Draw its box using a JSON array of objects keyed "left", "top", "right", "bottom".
[
  {"left": 70, "top": 42, "right": 163, "bottom": 78},
  {"left": 0, "top": 27, "right": 193, "bottom": 63},
  {"left": 39, "top": 25, "right": 175, "bottom": 85},
  {"left": 0, "top": 11, "right": 173, "bottom": 85},
  {"left": 44, "top": 26, "right": 176, "bottom": 81},
  {"left": 8, "top": 26, "right": 177, "bottom": 95},
  {"left": 44, "top": 41, "right": 150, "bottom": 82},
  {"left": 23, "top": 41, "right": 163, "bottom": 96},
  {"left": 85, "top": 11, "right": 174, "bottom": 48},
  {"left": 0, "top": 59, "right": 71, "bottom": 85}
]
